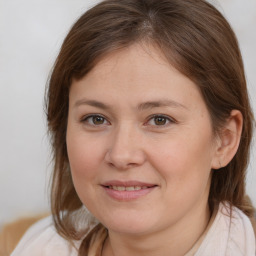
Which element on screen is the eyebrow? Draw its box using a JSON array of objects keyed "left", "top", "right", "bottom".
[
  {"left": 137, "top": 100, "right": 187, "bottom": 111},
  {"left": 74, "top": 99, "right": 187, "bottom": 110},
  {"left": 74, "top": 99, "right": 110, "bottom": 110}
]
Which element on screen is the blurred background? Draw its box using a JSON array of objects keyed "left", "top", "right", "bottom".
[{"left": 0, "top": 0, "right": 255, "bottom": 227}]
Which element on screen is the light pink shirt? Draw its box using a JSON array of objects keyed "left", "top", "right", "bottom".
[{"left": 11, "top": 203, "right": 256, "bottom": 256}]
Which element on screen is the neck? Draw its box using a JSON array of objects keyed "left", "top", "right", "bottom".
[{"left": 102, "top": 202, "right": 211, "bottom": 256}]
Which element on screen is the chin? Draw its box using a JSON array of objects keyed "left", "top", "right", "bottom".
[
  {"left": 107, "top": 223, "right": 153, "bottom": 235},
  {"left": 99, "top": 212, "right": 159, "bottom": 235}
]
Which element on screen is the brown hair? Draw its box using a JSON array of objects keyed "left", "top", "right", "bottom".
[{"left": 46, "top": 0, "right": 255, "bottom": 253}]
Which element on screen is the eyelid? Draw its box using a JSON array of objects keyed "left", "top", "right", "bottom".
[
  {"left": 81, "top": 114, "right": 111, "bottom": 125},
  {"left": 80, "top": 113, "right": 176, "bottom": 127},
  {"left": 145, "top": 114, "right": 177, "bottom": 126}
]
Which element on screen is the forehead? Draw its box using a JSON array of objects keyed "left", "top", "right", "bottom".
[
  {"left": 70, "top": 43, "right": 205, "bottom": 112},
  {"left": 86, "top": 43, "right": 174, "bottom": 81}
]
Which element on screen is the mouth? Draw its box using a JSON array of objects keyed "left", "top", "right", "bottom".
[
  {"left": 104, "top": 185, "right": 156, "bottom": 191},
  {"left": 101, "top": 181, "right": 158, "bottom": 201}
]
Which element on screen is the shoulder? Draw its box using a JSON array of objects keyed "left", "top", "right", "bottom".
[
  {"left": 225, "top": 203, "right": 256, "bottom": 255},
  {"left": 11, "top": 216, "right": 80, "bottom": 256},
  {"left": 196, "top": 202, "right": 256, "bottom": 256}
]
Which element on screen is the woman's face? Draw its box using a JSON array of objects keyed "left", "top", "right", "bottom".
[{"left": 67, "top": 44, "right": 219, "bottom": 235}]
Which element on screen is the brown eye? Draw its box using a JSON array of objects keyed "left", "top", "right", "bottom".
[
  {"left": 92, "top": 116, "right": 105, "bottom": 125},
  {"left": 83, "top": 115, "right": 109, "bottom": 126},
  {"left": 146, "top": 115, "right": 175, "bottom": 127},
  {"left": 154, "top": 116, "right": 167, "bottom": 125}
]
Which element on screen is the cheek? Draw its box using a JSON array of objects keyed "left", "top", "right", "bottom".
[
  {"left": 149, "top": 132, "right": 214, "bottom": 191},
  {"left": 66, "top": 131, "right": 105, "bottom": 182},
  {"left": 66, "top": 132, "right": 106, "bottom": 209}
]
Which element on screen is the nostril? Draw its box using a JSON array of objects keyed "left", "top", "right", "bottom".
[{"left": 104, "top": 142, "right": 147, "bottom": 171}]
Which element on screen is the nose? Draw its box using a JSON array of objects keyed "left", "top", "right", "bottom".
[{"left": 104, "top": 124, "right": 146, "bottom": 170}]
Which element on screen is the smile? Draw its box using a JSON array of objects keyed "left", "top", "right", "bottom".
[
  {"left": 101, "top": 181, "right": 157, "bottom": 201},
  {"left": 108, "top": 185, "right": 151, "bottom": 191}
]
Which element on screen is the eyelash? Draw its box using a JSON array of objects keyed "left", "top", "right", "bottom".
[
  {"left": 145, "top": 114, "right": 176, "bottom": 127},
  {"left": 81, "top": 114, "right": 176, "bottom": 127},
  {"left": 81, "top": 114, "right": 110, "bottom": 126}
]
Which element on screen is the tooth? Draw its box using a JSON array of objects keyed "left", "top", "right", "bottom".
[
  {"left": 126, "top": 186, "right": 135, "bottom": 191},
  {"left": 113, "top": 186, "right": 125, "bottom": 191},
  {"left": 110, "top": 186, "right": 148, "bottom": 191}
]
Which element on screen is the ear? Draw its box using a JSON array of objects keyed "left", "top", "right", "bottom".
[{"left": 211, "top": 110, "right": 243, "bottom": 169}]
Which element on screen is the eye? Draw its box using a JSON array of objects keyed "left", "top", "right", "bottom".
[
  {"left": 146, "top": 115, "right": 175, "bottom": 126},
  {"left": 82, "top": 115, "right": 109, "bottom": 126}
]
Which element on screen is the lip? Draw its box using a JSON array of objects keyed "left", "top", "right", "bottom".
[
  {"left": 102, "top": 180, "right": 156, "bottom": 187},
  {"left": 101, "top": 180, "right": 158, "bottom": 201}
]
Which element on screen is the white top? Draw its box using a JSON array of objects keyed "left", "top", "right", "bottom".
[{"left": 11, "top": 203, "right": 256, "bottom": 256}]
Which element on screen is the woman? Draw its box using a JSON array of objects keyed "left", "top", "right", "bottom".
[{"left": 11, "top": 0, "right": 256, "bottom": 255}]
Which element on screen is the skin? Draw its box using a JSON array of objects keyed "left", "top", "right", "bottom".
[{"left": 66, "top": 43, "right": 242, "bottom": 256}]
